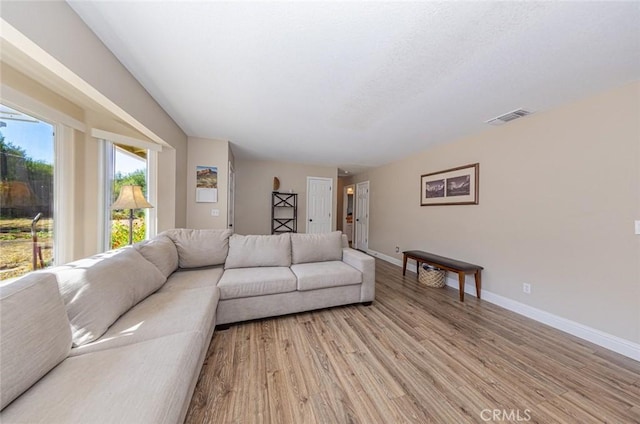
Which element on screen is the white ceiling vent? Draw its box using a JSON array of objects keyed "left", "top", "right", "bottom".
[{"left": 485, "top": 109, "right": 532, "bottom": 126}]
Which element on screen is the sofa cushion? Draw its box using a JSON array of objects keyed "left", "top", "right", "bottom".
[
  {"left": 159, "top": 267, "right": 224, "bottom": 293},
  {"left": 0, "top": 272, "right": 72, "bottom": 409},
  {"left": 291, "top": 261, "right": 362, "bottom": 291},
  {"left": 225, "top": 233, "right": 291, "bottom": 269},
  {"left": 291, "top": 231, "right": 343, "bottom": 264},
  {"left": 70, "top": 286, "right": 219, "bottom": 356},
  {"left": 52, "top": 248, "right": 166, "bottom": 347},
  {"left": 134, "top": 234, "right": 179, "bottom": 278},
  {"left": 217, "top": 267, "right": 296, "bottom": 300},
  {"left": 0, "top": 332, "right": 203, "bottom": 424},
  {"left": 166, "top": 229, "right": 231, "bottom": 268}
]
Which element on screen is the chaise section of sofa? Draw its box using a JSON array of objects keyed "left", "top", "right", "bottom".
[
  {"left": 0, "top": 229, "right": 231, "bottom": 424},
  {"left": 0, "top": 267, "right": 210, "bottom": 424},
  {"left": 1, "top": 331, "right": 204, "bottom": 424}
]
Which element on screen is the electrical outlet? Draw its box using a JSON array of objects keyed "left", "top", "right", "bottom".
[
  {"left": 523, "top": 283, "right": 531, "bottom": 294},
  {"left": 395, "top": 246, "right": 400, "bottom": 253}
]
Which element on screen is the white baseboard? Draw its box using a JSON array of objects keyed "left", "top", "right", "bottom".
[
  {"left": 366, "top": 249, "right": 404, "bottom": 267},
  {"left": 367, "top": 249, "right": 640, "bottom": 362}
]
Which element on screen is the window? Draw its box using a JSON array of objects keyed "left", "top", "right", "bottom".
[
  {"left": 98, "top": 131, "right": 158, "bottom": 252},
  {"left": 110, "top": 144, "right": 149, "bottom": 249},
  {"left": 0, "top": 104, "right": 55, "bottom": 280}
]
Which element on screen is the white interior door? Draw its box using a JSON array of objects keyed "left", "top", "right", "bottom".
[
  {"left": 227, "top": 161, "right": 235, "bottom": 232},
  {"left": 355, "top": 181, "right": 369, "bottom": 251},
  {"left": 306, "top": 177, "right": 333, "bottom": 233}
]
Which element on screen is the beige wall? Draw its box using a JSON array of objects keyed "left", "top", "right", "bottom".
[
  {"left": 235, "top": 159, "right": 338, "bottom": 235},
  {"left": 186, "top": 138, "right": 230, "bottom": 230},
  {"left": 156, "top": 148, "right": 177, "bottom": 233},
  {"left": 348, "top": 82, "right": 640, "bottom": 344},
  {"left": 78, "top": 113, "right": 101, "bottom": 256},
  {"left": 2, "top": 0, "right": 188, "bottom": 229}
]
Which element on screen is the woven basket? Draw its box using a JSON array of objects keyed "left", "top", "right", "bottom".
[{"left": 418, "top": 266, "right": 446, "bottom": 288}]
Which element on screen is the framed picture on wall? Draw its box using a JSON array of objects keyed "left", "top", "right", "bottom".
[
  {"left": 195, "top": 165, "right": 218, "bottom": 203},
  {"left": 420, "top": 163, "right": 479, "bottom": 206}
]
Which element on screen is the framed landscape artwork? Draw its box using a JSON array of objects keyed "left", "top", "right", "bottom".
[
  {"left": 420, "top": 163, "right": 479, "bottom": 206},
  {"left": 195, "top": 165, "right": 218, "bottom": 203}
]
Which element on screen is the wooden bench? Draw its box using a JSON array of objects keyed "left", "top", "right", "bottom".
[{"left": 402, "top": 250, "right": 483, "bottom": 302}]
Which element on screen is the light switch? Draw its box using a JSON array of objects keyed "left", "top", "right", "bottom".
[
  {"left": 211, "top": 209, "right": 220, "bottom": 217},
  {"left": 635, "top": 220, "right": 640, "bottom": 235}
]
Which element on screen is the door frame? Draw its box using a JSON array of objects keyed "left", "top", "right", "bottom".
[
  {"left": 306, "top": 176, "right": 333, "bottom": 233},
  {"left": 343, "top": 184, "right": 355, "bottom": 243},
  {"left": 355, "top": 180, "right": 370, "bottom": 251}
]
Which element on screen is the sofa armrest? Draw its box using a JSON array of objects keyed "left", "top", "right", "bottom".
[{"left": 342, "top": 248, "right": 375, "bottom": 302}]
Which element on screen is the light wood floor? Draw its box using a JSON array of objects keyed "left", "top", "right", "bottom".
[{"left": 185, "top": 259, "right": 640, "bottom": 423}]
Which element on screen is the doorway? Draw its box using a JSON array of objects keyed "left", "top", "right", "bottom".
[
  {"left": 355, "top": 181, "right": 369, "bottom": 251},
  {"left": 306, "top": 176, "right": 333, "bottom": 233},
  {"left": 228, "top": 161, "right": 235, "bottom": 232},
  {"left": 343, "top": 184, "right": 355, "bottom": 244}
]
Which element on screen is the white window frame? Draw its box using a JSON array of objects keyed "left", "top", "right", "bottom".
[
  {"left": 98, "top": 139, "right": 115, "bottom": 252},
  {"left": 146, "top": 149, "right": 158, "bottom": 239},
  {"left": 54, "top": 123, "right": 74, "bottom": 264}
]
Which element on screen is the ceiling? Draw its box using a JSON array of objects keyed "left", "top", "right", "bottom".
[{"left": 68, "top": 1, "right": 639, "bottom": 175}]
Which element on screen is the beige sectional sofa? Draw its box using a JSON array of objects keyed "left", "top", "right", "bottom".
[{"left": 0, "top": 229, "right": 374, "bottom": 424}]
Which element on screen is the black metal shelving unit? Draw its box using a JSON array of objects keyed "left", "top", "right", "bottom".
[{"left": 271, "top": 192, "right": 298, "bottom": 234}]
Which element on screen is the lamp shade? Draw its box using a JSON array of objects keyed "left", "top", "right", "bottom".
[{"left": 111, "top": 185, "right": 153, "bottom": 210}]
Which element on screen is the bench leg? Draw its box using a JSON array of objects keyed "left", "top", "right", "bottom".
[
  {"left": 402, "top": 254, "right": 408, "bottom": 276},
  {"left": 458, "top": 272, "right": 465, "bottom": 302},
  {"left": 475, "top": 270, "right": 482, "bottom": 299}
]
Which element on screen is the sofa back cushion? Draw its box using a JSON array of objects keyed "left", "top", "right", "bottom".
[
  {"left": 165, "top": 229, "right": 231, "bottom": 268},
  {"left": 52, "top": 248, "right": 166, "bottom": 347},
  {"left": 225, "top": 233, "right": 291, "bottom": 269},
  {"left": 0, "top": 272, "right": 72, "bottom": 409},
  {"left": 291, "top": 231, "right": 343, "bottom": 264},
  {"left": 134, "top": 234, "right": 179, "bottom": 278}
]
